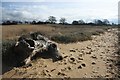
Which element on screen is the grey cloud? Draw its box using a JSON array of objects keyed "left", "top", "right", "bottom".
[{"left": 2, "top": 8, "right": 41, "bottom": 21}]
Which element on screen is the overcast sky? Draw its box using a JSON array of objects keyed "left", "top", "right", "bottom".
[{"left": 1, "top": 0, "right": 119, "bottom": 24}]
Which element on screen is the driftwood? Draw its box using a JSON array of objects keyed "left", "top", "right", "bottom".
[{"left": 14, "top": 32, "right": 63, "bottom": 66}]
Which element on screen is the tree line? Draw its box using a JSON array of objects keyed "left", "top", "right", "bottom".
[{"left": 2, "top": 16, "right": 117, "bottom": 26}]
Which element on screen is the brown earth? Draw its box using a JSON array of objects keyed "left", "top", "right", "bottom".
[{"left": 2, "top": 28, "right": 118, "bottom": 78}]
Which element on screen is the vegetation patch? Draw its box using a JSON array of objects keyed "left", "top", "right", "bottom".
[
  {"left": 2, "top": 40, "right": 17, "bottom": 65},
  {"left": 2, "top": 40, "right": 16, "bottom": 53},
  {"left": 51, "top": 32, "right": 92, "bottom": 43},
  {"left": 91, "top": 30, "right": 104, "bottom": 35}
]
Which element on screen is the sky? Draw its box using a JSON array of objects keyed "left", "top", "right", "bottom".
[{"left": 1, "top": 0, "right": 119, "bottom": 24}]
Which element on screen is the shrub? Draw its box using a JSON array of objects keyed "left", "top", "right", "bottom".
[
  {"left": 91, "top": 30, "right": 104, "bottom": 35},
  {"left": 51, "top": 35, "right": 74, "bottom": 43},
  {"left": 2, "top": 40, "right": 16, "bottom": 54},
  {"left": 95, "top": 30, "right": 104, "bottom": 34},
  {"left": 51, "top": 32, "right": 92, "bottom": 43},
  {"left": 2, "top": 40, "right": 17, "bottom": 65}
]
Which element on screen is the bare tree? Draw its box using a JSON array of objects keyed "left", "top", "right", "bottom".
[
  {"left": 78, "top": 20, "right": 85, "bottom": 24},
  {"left": 72, "top": 21, "right": 79, "bottom": 25},
  {"left": 94, "top": 19, "right": 103, "bottom": 25},
  {"left": 31, "top": 20, "right": 37, "bottom": 24},
  {"left": 48, "top": 16, "right": 57, "bottom": 24},
  {"left": 103, "top": 19, "right": 109, "bottom": 25},
  {"left": 59, "top": 18, "right": 66, "bottom": 24}
]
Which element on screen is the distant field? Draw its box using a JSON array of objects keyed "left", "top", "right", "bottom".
[
  {"left": 2, "top": 24, "right": 113, "bottom": 43},
  {"left": 2, "top": 24, "right": 55, "bottom": 40}
]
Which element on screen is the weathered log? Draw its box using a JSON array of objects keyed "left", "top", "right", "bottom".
[{"left": 14, "top": 32, "right": 63, "bottom": 66}]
